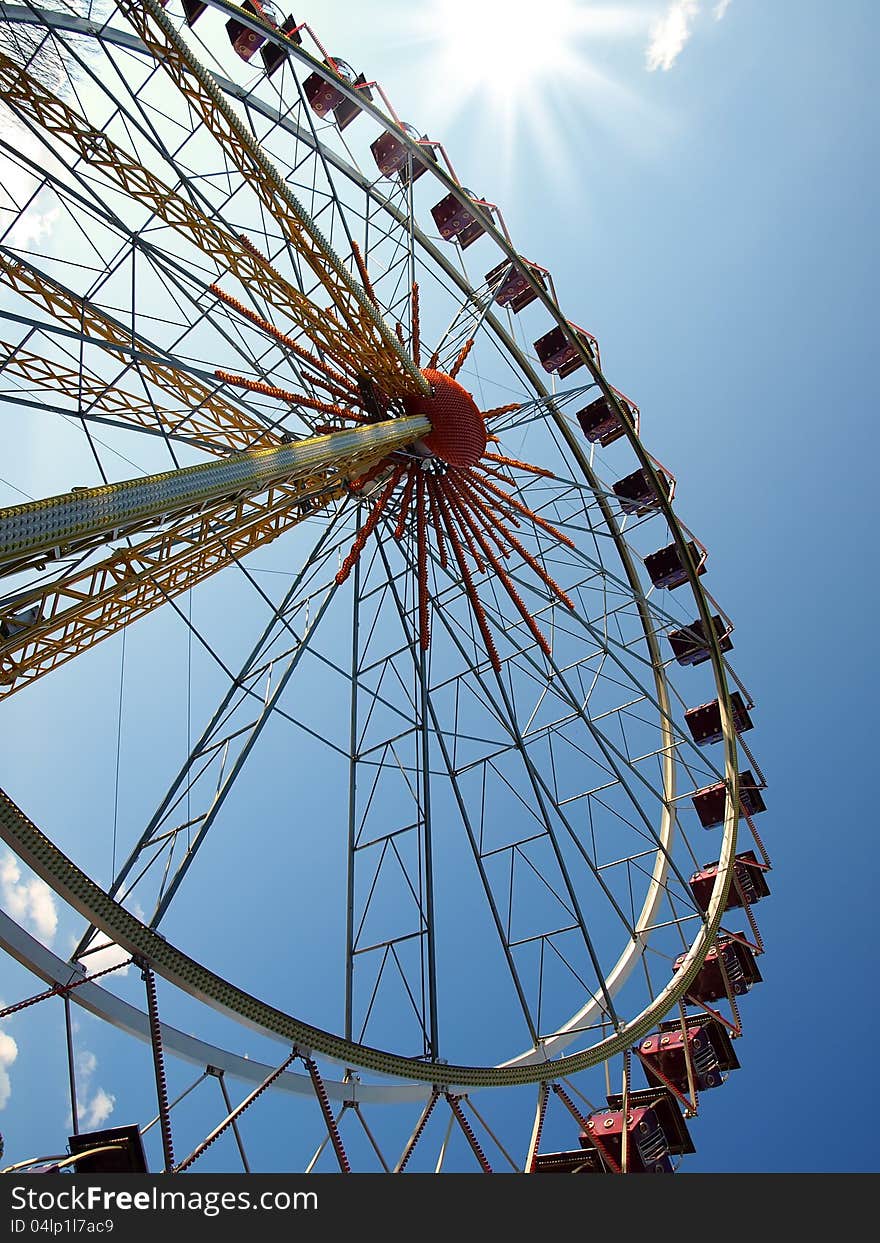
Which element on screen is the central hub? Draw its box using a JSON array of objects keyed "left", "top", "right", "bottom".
[{"left": 403, "top": 368, "right": 487, "bottom": 468}]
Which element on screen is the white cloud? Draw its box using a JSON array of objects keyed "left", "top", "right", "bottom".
[
  {"left": 74, "top": 1047, "right": 116, "bottom": 1131},
  {"left": 80, "top": 1087, "right": 115, "bottom": 1129},
  {"left": 76, "top": 1049, "right": 97, "bottom": 1079},
  {"left": 7, "top": 204, "right": 60, "bottom": 250},
  {"left": 646, "top": 0, "right": 700, "bottom": 71},
  {"left": 0, "top": 853, "right": 58, "bottom": 944},
  {"left": 0, "top": 1028, "right": 18, "bottom": 1111},
  {"left": 714, "top": 0, "right": 732, "bottom": 18}
]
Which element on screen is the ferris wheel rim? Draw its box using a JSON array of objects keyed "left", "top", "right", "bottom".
[
  {"left": 0, "top": 0, "right": 744, "bottom": 1089},
  {"left": 0, "top": 779, "right": 738, "bottom": 1089}
]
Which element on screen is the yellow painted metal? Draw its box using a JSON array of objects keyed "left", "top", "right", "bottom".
[
  {"left": 0, "top": 341, "right": 240, "bottom": 454},
  {"left": 0, "top": 414, "right": 429, "bottom": 569},
  {"left": 1, "top": 480, "right": 331, "bottom": 697},
  {"left": 0, "top": 414, "right": 430, "bottom": 696},
  {"left": 0, "top": 252, "right": 280, "bottom": 455},
  {"left": 112, "top": 0, "right": 428, "bottom": 398},
  {"left": 0, "top": 49, "right": 398, "bottom": 388}
]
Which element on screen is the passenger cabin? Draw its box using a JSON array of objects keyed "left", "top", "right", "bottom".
[
  {"left": 262, "top": 12, "right": 303, "bottom": 76},
  {"left": 645, "top": 540, "right": 706, "bottom": 590},
  {"left": 575, "top": 392, "right": 638, "bottom": 447},
  {"left": 431, "top": 190, "right": 488, "bottom": 248},
  {"left": 638, "top": 1014, "right": 740, "bottom": 1094},
  {"left": 689, "top": 850, "right": 770, "bottom": 913},
  {"left": 370, "top": 123, "right": 435, "bottom": 183},
  {"left": 684, "top": 692, "right": 753, "bottom": 746},
  {"left": 583, "top": 1088, "right": 694, "bottom": 1174},
  {"left": 181, "top": 0, "right": 207, "bottom": 24},
  {"left": 612, "top": 466, "right": 672, "bottom": 516},
  {"left": 484, "top": 258, "right": 547, "bottom": 313},
  {"left": 533, "top": 322, "right": 599, "bottom": 377},
  {"left": 667, "top": 615, "right": 732, "bottom": 666},
  {"left": 303, "top": 59, "right": 373, "bottom": 130},
  {"left": 674, "top": 935, "right": 763, "bottom": 1002},
  {"left": 226, "top": 2, "right": 286, "bottom": 63},
  {"left": 67, "top": 1125, "right": 148, "bottom": 1174},
  {"left": 691, "top": 769, "right": 766, "bottom": 828}
]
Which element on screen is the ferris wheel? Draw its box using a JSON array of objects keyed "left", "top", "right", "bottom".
[{"left": 0, "top": 0, "right": 771, "bottom": 1174}]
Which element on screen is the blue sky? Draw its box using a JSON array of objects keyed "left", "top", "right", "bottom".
[{"left": 0, "top": 0, "right": 877, "bottom": 1174}]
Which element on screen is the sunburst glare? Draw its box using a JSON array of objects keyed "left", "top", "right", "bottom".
[{"left": 404, "top": 1, "right": 660, "bottom": 184}]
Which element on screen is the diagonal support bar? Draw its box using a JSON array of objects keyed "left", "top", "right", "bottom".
[
  {"left": 0, "top": 415, "right": 429, "bottom": 571},
  {"left": 140, "top": 961, "right": 175, "bottom": 1173}
]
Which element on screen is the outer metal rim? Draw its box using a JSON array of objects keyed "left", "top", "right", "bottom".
[{"left": 0, "top": 2, "right": 741, "bottom": 1087}]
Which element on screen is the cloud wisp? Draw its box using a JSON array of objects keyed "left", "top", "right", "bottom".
[
  {"left": 646, "top": 0, "right": 732, "bottom": 71},
  {"left": 75, "top": 1048, "right": 116, "bottom": 1130},
  {"left": 1, "top": 853, "right": 58, "bottom": 944},
  {"left": 646, "top": 1, "right": 701, "bottom": 71},
  {"left": 0, "top": 1024, "right": 18, "bottom": 1111}
]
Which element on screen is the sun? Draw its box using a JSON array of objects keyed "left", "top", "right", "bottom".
[
  {"left": 402, "top": 0, "right": 651, "bottom": 173},
  {"left": 420, "top": 0, "right": 587, "bottom": 108}
]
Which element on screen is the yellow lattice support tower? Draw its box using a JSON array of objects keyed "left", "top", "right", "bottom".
[
  {"left": 0, "top": 251, "right": 281, "bottom": 454},
  {"left": 0, "top": 414, "right": 431, "bottom": 696},
  {"left": 111, "top": 0, "right": 429, "bottom": 398},
  {"left": 0, "top": 48, "right": 404, "bottom": 385},
  {"left": 0, "top": 341, "right": 252, "bottom": 454}
]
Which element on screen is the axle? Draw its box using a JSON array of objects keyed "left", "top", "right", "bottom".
[{"left": 0, "top": 415, "right": 430, "bottom": 574}]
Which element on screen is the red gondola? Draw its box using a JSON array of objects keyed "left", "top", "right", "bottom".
[
  {"left": 645, "top": 540, "right": 706, "bottom": 590},
  {"left": 533, "top": 321, "right": 598, "bottom": 377},
  {"left": 370, "top": 123, "right": 436, "bottom": 183},
  {"left": 612, "top": 466, "right": 672, "bottom": 516},
  {"left": 582, "top": 1088, "right": 694, "bottom": 1173},
  {"left": 674, "top": 935, "right": 762, "bottom": 1002},
  {"left": 431, "top": 189, "right": 488, "bottom": 248},
  {"left": 638, "top": 1014, "right": 740, "bottom": 1094},
  {"left": 691, "top": 769, "right": 766, "bottom": 828},
  {"left": 575, "top": 392, "right": 637, "bottom": 446},
  {"left": 667, "top": 615, "right": 732, "bottom": 666},
  {"left": 303, "top": 58, "right": 373, "bottom": 130},
  {"left": 684, "top": 692, "right": 753, "bottom": 745},
  {"left": 484, "top": 257, "right": 547, "bottom": 313},
  {"left": 689, "top": 849, "right": 770, "bottom": 912}
]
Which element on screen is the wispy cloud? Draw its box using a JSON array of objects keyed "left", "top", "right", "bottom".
[
  {"left": 1, "top": 853, "right": 58, "bottom": 944},
  {"left": 646, "top": 1, "right": 701, "bottom": 71},
  {"left": 0, "top": 1024, "right": 18, "bottom": 1110},
  {"left": 80, "top": 1086, "right": 116, "bottom": 1129},
  {"left": 646, "top": 0, "right": 733, "bottom": 70},
  {"left": 74, "top": 1048, "right": 116, "bottom": 1130}
]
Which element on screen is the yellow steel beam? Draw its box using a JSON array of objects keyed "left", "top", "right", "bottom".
[
  {"left": 0, "top": 250, "right": 282, "bottom": 454},
  {"left": 0, "top": 340, "right": 244, "bottom": 452},
  {"left": 113, "top": 0, "right": 428, "bottom": 398},
  {"left": 0, "top": 49, "right": 394, "bottom": 385},
  {"left": 0, "top": 411, "right": 430, "bottom": 695},
  {"left": 0, "top": 478, "right": 337, "bottom": 698},
  {"left": 0, "top": 414, "right": 429, "bottom": 572}
]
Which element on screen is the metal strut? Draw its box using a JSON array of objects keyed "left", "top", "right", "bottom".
[
  {"left": 395, "top": 1089, "right": 441, "bottom": 1173},
  {"left": 207, "top": 1067, "right": 251, "bottom": 1173},
  {"left": 140, "top": 961, "right": 175, "bottom": 1173},
  {"left": 525, "top": 1082, "right": 549, "bottom": 1173},
  {"left": 174, "top": 1050, "right": 299, "bottom": 1173},
  {"left": 0, "top": 956, "right": 132, "bottom": 1018},
  {"left": 303, "top": 1057, "right": 351, "bottom": 1174},
  {"left": 0, "top": 416, "right": 430, "bottom": 572},
  {"left": 446, "top": 1094, "right": 493, "bottom": 1173}
]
